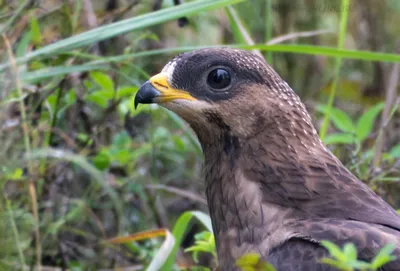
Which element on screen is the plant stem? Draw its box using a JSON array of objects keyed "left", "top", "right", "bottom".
[
  {"left": 2, "top": 34, "right": 42, "bottom": 271},
  {"left": 319, "top": 0, "right": 350, "bottom": 140}
]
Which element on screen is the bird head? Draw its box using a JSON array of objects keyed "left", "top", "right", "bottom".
[{"left": 135, "top": 48, "right": 319, "bottom": 150}]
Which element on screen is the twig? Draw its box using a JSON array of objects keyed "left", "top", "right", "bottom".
[
  {"left": 265, "top": 0, "right": 272, "bottom": 62},
  {"left": 112, "top": 0, "right": 141, "bottom": 22},
  {"left": 6, "top": 199, "right": 26, "bottom": 266},
  {"left": 145, "top": 184, "right": 207, "bottom": 205},
  {"left": 82, "top": 0, "right": 100, "bottom": 55},
  {"left": 266, "top": 29, "right": 333, "bottom": 45},
  {"left": 0, "top": 0, "right": 33, "bottom": 35},
  {"left": 226, "top": 6, "right": 263, "bottom": 59},
  {"left": 2, "top": 34, "right": 42, "bottom": 271},
  {"left": 372, "top": 62, "right": 400, "bottom": 168}
]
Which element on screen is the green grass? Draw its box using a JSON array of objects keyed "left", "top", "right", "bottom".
[{"left": 320, "top": 0, "right": 350, "bottom": 140}]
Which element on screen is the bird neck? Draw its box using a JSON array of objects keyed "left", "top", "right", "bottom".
[
  {"left": 198, "top": 116, "right": 329, "bottom": 263},
  {"left": 201, "top": 131, "right": 296, "bottom": 266}
]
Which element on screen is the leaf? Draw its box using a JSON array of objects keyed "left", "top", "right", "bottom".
[
  {"left": 316, "top": 105, "right": 354, "bottom": 133},
  {"left": 320, "top": 241, "right": 346, "bottom": 262},
  {"left": 90, "top": 71, "right": 114, "bottom": 92},
  {"left": 236, "top": 253, "right": 276, "bottom": 271},
  {"left": 5, "top": 168, "right": 24, "bottom": 181},
  {"left": 21, "top": 64, "right": 108, "bottom": 83},
  {"left": 117, "top": 86, "right": 139, "bottom": 98},
  {"left": 225, "top": 6, "right": 248, "bottom": 44},
  {"left": 236, "top": 253, "right": 261, "bottom": 267},
  {"left": 16, "top": 32, "right": 33, "bottom": 58},
  {"left": 348, "top": 260, "right": 371, "bottom": 270},
  {"left": 147, "top": 230, "right": 175, "bottom": 271},
  {"left": 355, "top": 103, "right": 385, "bottom": 141},
  {"left": 92, "top": 151, "right": 111, "bottom": 170},
  {"left": 343, "top": 243, "right": 357, "bottom": 261},
  {"left": 112, "top": 149, "right": 131, "bottom": 165},
  {"left": 161, "top": 211, "right": 212, "bottom": 271},
  {"left": 190, "top": 211, "right": 213, "bottom": 232},
  {"left": 323, "top": 133, "right": 356, "bottom": 145},
  {"left": 65, "top": 89, "right": 77, "bottom": 105},
  {"left": 371, "top": 243, "right": 397, "bottom": 269},
  {"left": 86, "top": 90, "right": 114, "bottom": 108},
  {"left": 112, "top": 131, "right": 132, "bottom": 149},
  {"left": 390, "top": 144, "right": 400, "bottom": 158},
  {"left": 30, "top": 14, "right": 42, "bottom": 45},
  {"left": 184, "top": 231, "right": 216, "bottom": 263}
]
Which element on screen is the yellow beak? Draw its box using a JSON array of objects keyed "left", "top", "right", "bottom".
[{"left": 134, "top": 73, "right": 196, "bottom": 108}]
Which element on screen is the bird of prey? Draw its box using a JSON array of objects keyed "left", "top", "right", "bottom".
[{"left": 134, "top": 48, "right": 400, "bottom": 270}]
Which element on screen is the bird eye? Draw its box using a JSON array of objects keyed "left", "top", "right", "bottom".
[{"left": 207, "top": 68, "right": 231, "bottom": 90}]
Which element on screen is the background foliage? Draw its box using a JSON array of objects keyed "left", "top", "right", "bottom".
[{"left": 1, "top": 0, "right": 400, "bottom": 270}]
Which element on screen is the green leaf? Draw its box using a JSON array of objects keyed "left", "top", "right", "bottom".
[
  {"left": 146, "top": 230, "right": 175, "bottom": 271},
  {"left": 5, "top": 168, "right": 24, "bottom": 180},
  {"left": 343, "top": 243, "right": 357, "bottom": 261},
  {"left": 225, "top": 6, "right": 247, "bottom": 44},
  {"left": 236, "top": 253, "right": 276, "bottom": 271},
  {"left": 161, "top": 211, "right": 212, "bottom": 271},
  {"left": 316, "top": 105, "right": 354, "bottom": 133},
  {"left": 320, "top": 240, "right": 346, "bottom": 262},
  {"left": 390, "top": 144, "right": 400, "bottom": 158},
  {"left": 90, "top": 71, "right": 114, "bottom": 92},
  {"left": 349, "top": 260, "right": 371, "bottom": 270},
  {"left": 355, "top": 103, "right": 385, "bottom": 141},
  {"left": 112, "top": 149, "right": 131, "bottom": 165},
  {"left": 112, "top": 131, "right": 131, "bottom": 149},
  {"left": 86, "top": 90, "right": 114, "bottom": 108},
  {"left": 16, "top": 32, "right": 32, "bottom": 57},
  {"left": 371, "top": 243, "right": 397, "bottom": 269},
  {"left": 118, "top": 96, "right": 145, "bottom": 116},
  {"left": 20, "top": 64, "right": 108, "bottom": 83},
  {"left": 29, "top": 15, "right": 42, "bottom": 45},
  {"left": 323, "top": 133, "right": 356, "bottom": 145},
  {"left": 117, "top": 86, "right": 139, "bottom": 98},
  {"left": 184, "top": 231, "right": 216, "bottom": 263},
  {"left": 92, "top": 152, "right": 111, "bottom": 170}
]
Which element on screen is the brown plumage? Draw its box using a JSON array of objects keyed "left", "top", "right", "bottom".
[{"left": 134, "top": 48, "right": 400, "bottom": 270}]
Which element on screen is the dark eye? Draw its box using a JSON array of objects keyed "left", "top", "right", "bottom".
[{"left": 207, "top": 68, "right": 231, "bottom": 90}]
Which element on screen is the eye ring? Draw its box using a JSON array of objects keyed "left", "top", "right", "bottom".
[{"left": 206, "top": 68, "right": 231, "bottom": 90}]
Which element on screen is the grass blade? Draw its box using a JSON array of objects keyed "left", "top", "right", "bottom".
[
  {"left": 71, "top": 45, "right": 400, "bottom": 66},
  {"left": 319, "top": 0, "right": 350, "bottom": 139},
  {"left": 0, "top": 0, "right": 245, "bottom": 71},
  {"left": 161, "top": 211, "right": 212, "bottom": 271}
]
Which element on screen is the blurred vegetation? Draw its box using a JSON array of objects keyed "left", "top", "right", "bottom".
[{"left": 0, "top": 0, "right": 400, "bottom": 270}]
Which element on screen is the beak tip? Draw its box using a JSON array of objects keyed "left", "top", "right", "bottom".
[
  {"left": 134, "top": 98, "right": 139, "bottom": 110},
  {"left": 134, "top": 81, "right": 161, "bottom": 108}
]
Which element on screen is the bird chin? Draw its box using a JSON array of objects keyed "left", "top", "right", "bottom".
[
  {"left": 161, "top": 99, "right": 213, "bottom": 125},
  {"left": 162, "top": 99, "right": 212, "bottom": 114}
]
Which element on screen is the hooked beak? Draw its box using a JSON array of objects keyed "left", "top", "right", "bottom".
[{"left": 134, "top": 73, "right": 196, "bottom": 109}]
